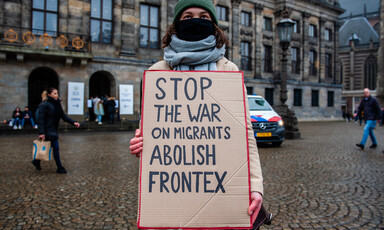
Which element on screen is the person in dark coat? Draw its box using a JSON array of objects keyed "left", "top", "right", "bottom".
[
  {"left": 32, "top": 87, "right": 80, "bottom": 173},
  {"left": 11, "top": 107, "right": 23, "bottom": 129},
  {"left": 354, "top": 88, "right": 381, "bottom": 150},
  {"left": 106, "top": 97, "right": 116, "bottom": 124}
]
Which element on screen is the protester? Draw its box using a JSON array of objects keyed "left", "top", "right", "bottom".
[
  {"left": 106, "top": 97, "right": 116, "bottom": 124},
  {"left": 354, "top": 88, "right": 381, "bottom": 150},
  {"left": 21, "top": 106, "right": 37, "bottom": 129},
  {"left": 12, "top": 107, "right": 23, "bottom": 129},
  {"left": 129, "top": 0, "right": 263, "bottom": 224},
  {"left": 32, "top": 87, "right": 80, "bottom": 173},
  {"left": 94, "top": 100, "right": 104, "bottom": 125}
]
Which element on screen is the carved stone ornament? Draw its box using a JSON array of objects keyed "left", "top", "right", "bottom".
[{"left": 5, "top": 29, "right": 18, "bottom": 43}]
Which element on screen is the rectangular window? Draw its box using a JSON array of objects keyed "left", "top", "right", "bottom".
[
  {"left": 241, "top": 12, "right": 251, "bottom": 26},
  {"left": 291, "top": 47, "right": 300, "bottom": 74},
  {"left": 91, "top": 0, "right": 113, "bottom": 43},
  {"left": 325, "top": 54, "right": 332, "bottom": 78},
  {"left": 309, "top": 50, "right": 317, "bottom": 76},
  {"left": 216, "top": 5, "right": 228, "bottom": 21},
  {"left": 246, "top": 87, "right": 253, "bottom": 95},
  {"left": 140, "top": 4, "right": 159, "bottom": 49},
  {"left": 309, "top": 24, "right": 317, "bottom": 37},
  {"left": 325, "top": 29, "right": 332, "bottom": 41},
  {"left": 311, "top": 90, "right": 319, "bottom": 107},
  {"left": 263, "top": 17, "right": 272, "bottom": 31},
  {"left": 263, "top": 45, "right": 272, "bottom": 73},
  {"left": 241, "top": 42, "right": 251, "bottom": 71},
  {"left": 265, "top": 88, "right": 274, "bottom": 106},
  {"left": 32, "top": 0, "right": 58, "bottom": 36},
  {"left": 293, "top": 89, "right": 302, "bottom": 106},
  {"left": 293, "top": 20, "right": 300, "bottom": 33},
  {"left": 328, "top": 91, "right": 334, "bottom": 107}
]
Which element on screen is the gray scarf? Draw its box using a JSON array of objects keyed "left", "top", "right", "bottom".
[{"left": 164, "top": 35, "right": 226, "bottom": 71}]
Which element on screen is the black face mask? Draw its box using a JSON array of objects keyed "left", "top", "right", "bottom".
[{"left": 176, "top": 18, "right": 215, "bottom": 41}]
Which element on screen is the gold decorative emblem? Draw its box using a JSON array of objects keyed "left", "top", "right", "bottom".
[
  {"left": 72, "top": 37, "right": 84, "bottom": 50},
  {"left": 40, "top": 33, "right": 52, "bottom": 47},
  {"left": 56, "top": 35, "right": 68, "bottom": 48},
  {"left": 23, "top": 31, "right": 36, "bottom": 44},
  {"left": 5, "top": 29, "right": 18, "bottom": 42}
]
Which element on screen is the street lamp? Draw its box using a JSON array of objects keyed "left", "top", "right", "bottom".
[{"left": 273, "top": 15, "right": 301, "bottom": 139}]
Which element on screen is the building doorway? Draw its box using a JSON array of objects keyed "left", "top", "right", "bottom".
[
  {"left": 28, "top": 67, "right": 59, "bottom": 113},
  {"left": 89, "top": 71, "right": 116, "bottom": 99}
]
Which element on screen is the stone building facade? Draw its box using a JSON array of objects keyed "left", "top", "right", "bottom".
[
  {"left": 338, "top": 0, "right": 381, "bottom": 114},
  {"left": 0, "top": 0, "right": 344, "bottom": 121}
]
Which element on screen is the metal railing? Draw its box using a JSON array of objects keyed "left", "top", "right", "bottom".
[{"left": 0, "top": 25, "right": 91, "bottom": 53}]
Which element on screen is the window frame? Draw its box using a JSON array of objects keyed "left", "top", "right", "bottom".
[
  {"left": 311, "top": 90, "right": 319, "bottom": 107},
  {"left": 32, "top": 0, "right": 59, "bottom": 36},
  {"left": 216, "top": 5, "right": 228, "bottom": 21},
  {"left": 364, "top": 55, "right": 377, "bottom": 90},
  {"left": 90, "top": 0, "right": 114, "bottom": 44},
  {"left": 241, "top": 11, "right": 251, "bottom": 26},
  {"left": 324, "top": 28, "right": 332, "bottom": 41},
  {"left": 241, "top": 41, "right": 251, "bottom": 71},
  {"left": 263, "top": 45, "right": 273, "bottom": 73},
  {"left": 293, "top": 89, "right": 302, "bottom": 107},
  {"left": 265, "top": 88, "right": 274, "bottom": 106},
  {"left": 309, "top": 24, "right": 317, "bottom": 38},
  {"left": 139, "top": 4, "right": 160, "bottom": 49},
  {"left": 327, "top": 91, "right": 334, "bottom": 107},
  {"left": 309, "top": 50, "right": 317, "bottom": 76},
  {"left": 263, "top": 17, "right": 273, "bottom": 31},
  {"left": 293, "top": 20, "right": 300, "bottom": 34},
  {"left": 325, "top": 53, "right": 332, "bottom": 78},
  {"left": 291, "top": 47, "right": 300, "bottom": 74}
]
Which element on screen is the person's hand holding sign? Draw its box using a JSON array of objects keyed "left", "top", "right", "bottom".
[
  {"left": 130, "top": 129, "right": 143, "bottom": 157},
  {"left": 249, "top": 192, "right": 263, "bottom": 224}
]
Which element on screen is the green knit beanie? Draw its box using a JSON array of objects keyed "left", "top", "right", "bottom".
[{"left": 174, "top": 0, "right": 218, "bottom": 25}]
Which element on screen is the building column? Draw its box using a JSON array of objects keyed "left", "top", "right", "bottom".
[
  {"left": 254, "top": 3, "right": 263, "bottom": 78},
  {"left": 302, "top": 12, "right": 310, "bottom": 82},
  {"left": 231, "top": 0, "right": 241, "bottom": 67},
  {"left": 376, "top": 0, "right": 384, "bottom": 105}
]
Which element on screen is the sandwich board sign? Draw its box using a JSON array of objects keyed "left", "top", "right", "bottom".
[{"left": 138, "top": 70, "right": 251, "bottom": 229}]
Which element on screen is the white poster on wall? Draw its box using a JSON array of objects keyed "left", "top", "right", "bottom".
[
  {"left": 67, "top": 82, "right": 84, "bottom": 115},
  {"left": 119, "top": 84, "right": 134, "bottom": 115}
]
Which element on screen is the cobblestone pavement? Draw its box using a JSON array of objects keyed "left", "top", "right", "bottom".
[{"left": 0, "top": 121, "right": 383, "bottom": 229}]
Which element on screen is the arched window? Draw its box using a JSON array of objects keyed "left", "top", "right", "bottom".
[{"left": 364, "top": 55, "right": 377, "bottom": 90}]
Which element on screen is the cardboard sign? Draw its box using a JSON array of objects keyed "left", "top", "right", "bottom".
[
  {"left": 138, "top": 71, "right": 251, "bottom": 229},
  {"left": 67, "top": 82, "right": 84, "bottom": 115}
]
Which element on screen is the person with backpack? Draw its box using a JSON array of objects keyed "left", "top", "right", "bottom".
[{"left": 32, "top": 87, "right": 80, "bottom": 173}]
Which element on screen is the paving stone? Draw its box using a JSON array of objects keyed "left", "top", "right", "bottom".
[{"left": 0, "top": 122, "right": 383, "bottom": 229}]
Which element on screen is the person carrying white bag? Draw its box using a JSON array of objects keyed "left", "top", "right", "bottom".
[{"left": 32, "top": 87, "right": 80, "bottom": 174}]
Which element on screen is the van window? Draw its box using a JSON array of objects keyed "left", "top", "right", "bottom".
[{"left": 248, "top": 97, "right": 272, "bottom": 111}]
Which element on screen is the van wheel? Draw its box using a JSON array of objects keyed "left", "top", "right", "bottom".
[{"left": 272, "top": 141, "right": 282, "bottom": 147}]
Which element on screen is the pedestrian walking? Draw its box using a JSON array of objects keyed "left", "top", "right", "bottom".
[
  {"left": 32, "top": 87, "right": 80, "bottom": 173},
  {"left": 128, "top": 0, "right": 264, "bottom": 225},
  {"left": 21, "top": 106, "right": 38, "bottom": 129},
  {"left": 11, "top": 107, "right": 23, "bottom": 129},
  {"left": 106, "top": 97, "right": 116, "bottom": 124},
  {"left": 355, "top": 88, "right": 381, "bottom": 150},
  {"left": 94, "top": 100, "right": 104, "bottom": 125}
]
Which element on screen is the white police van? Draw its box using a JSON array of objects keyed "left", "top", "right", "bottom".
[{"left": 248, "top": 95, "right": 285, "bottom": 146}]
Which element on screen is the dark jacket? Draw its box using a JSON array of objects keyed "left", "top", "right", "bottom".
[
  {"left": 106, "top": 99, "right": 116, "bottom": 113},
  {"left": 22, "top": 110, "right": 33, "bottom": 119},
  {"left": 37, "top": 97, "right": 76, "bottom": 140},
  {"left": 357, "top": 96, "right": 381, "bottom": 120},
  {"left": 12, "top": 110, "right": 22, "bottom": 119}
]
